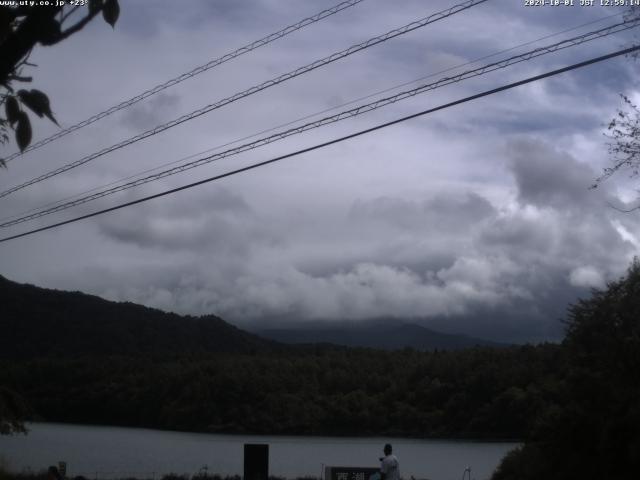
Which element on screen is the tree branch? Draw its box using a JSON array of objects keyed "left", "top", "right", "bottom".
[
  {"left": 0, "top": 7, "right": 62, "bottom": 84},
  {"left": 7, "top": 74, "right": 32, "bottom": 82},
  {"left": 60, "top": 5, "right": 81, "bottom": 24},
  {"left": 57, "top": 8, "right": 101, "bottom": 42}
]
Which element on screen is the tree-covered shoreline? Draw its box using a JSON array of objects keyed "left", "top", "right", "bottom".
[
  {"left": 0, "top": 344, "right": 561, "bottom": 440},
  {"left": 492, "top": 261, "right": 640, "bottom": 479}
]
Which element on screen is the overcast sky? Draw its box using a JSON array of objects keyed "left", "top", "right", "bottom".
[{"left": 1, "top": 0, "right": 640, "bottom": 342}]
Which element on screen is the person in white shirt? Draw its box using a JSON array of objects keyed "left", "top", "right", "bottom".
[{"left": 380, "top": 444, "right": 400, "bottom": 480}]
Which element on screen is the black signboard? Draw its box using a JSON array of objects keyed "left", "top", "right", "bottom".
[{"left": 244, "top": 444, "right": 268, "bottom": 480}]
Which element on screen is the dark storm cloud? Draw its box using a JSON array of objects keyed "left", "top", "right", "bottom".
[
  {"left": 90, "top": 137, "right": 636, "bottom": 343},
  {"left": 32, "top": 135, "right": 638, "bottom": 345},
  {"left": 349, "top": 192, "right": 495, "bottom": 231},
  {"left": 480, "top": 214, "right": 553, "bottom": 253},
  {"left": 97, "top": 187, "right": 280, "bottom": 252},
  {"left": 508, "top": 138, "right": 599, "bottom": 208},
  {"left": 53, "top": 137, "right": 640, "bottom": 343}
]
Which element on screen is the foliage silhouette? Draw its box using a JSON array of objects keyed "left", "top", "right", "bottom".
[
  {"left": 492, "top": 260, "right": 640, "bottom": 479},
  {"left": 0, "top": 1, "right": 120, "bottom": 165}
]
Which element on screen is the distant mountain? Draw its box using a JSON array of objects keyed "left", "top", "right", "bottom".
[
  {"left": 0, "top": 274, "right": 506, "bottom": 359},
  {"left": 256, "top": 318, "right": 508, "bottom": 350},
  {"left": 0, "top": 275, "right": 275, "bottom": 359}
]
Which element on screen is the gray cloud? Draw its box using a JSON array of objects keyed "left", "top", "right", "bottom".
[
  {"left": 508, "top": 139, "right": 600, "bottom": 208},
  {"left": 120, "top": 93, "right": 181, "bottom": 131},
  {"left": 87, "top": 136, "right": 640, "bottom": 343},
  {"left": 349, "top": 192, "right": 495, "bottom": 231},
  {"left": 97, "top": 187, "right": 281, "bottom": 253}
]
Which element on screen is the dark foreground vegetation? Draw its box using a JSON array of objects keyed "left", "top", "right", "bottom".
[
  {"left": 492, "top": 261, "right": 640, "bottom": 480},
  {"left": 1, "top": 262, "right": 639, "bottom": 479}
]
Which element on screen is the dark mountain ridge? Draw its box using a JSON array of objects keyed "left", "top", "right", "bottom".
[
  {"left": 1, "top": 274, "right": 507, "bottom": 359},
  {"left": 0, "top": 274, "right": 274, "bottom": 358},
  {"left": 256, "top": 317, "right": 508, "bottom": 350}
]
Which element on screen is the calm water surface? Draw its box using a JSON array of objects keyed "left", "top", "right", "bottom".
[{"left": 0, "top": 423, "right": 518, "bottom": 480}]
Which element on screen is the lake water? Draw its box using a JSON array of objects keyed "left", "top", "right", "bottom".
[{"left": 0, "top": 423, "right": 518, "bottom": 480}]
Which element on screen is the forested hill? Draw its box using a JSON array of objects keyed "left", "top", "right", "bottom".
[{"left": 0, "top": 275, "right": 275, "bottom": 358}]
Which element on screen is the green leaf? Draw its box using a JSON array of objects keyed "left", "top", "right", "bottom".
[
  {"left": 17, "top": 89, "right": 59, "bottom": 126},
  {"left": 102, "top": 0, "right": 119, "bottom": 28},
  {"left": 15, "top": 111, "right": 31, "bottom": 152},
  {"left": 5, "top": 96, "right": 20, "bottom": 126}
]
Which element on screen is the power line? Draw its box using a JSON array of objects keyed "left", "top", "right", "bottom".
[
  {"left": 4, "top": 12, "right": 627, "bottom": 228},
  {"left": 5, "top": 12, "right": 624, "bottom": 229},
  {"left": 2, "top": 0, "right": 366, "bottom": 164},
  {"left": 2, "top": 10, "right": 622, "bottom": 225},
  {"left": 2, "top": 19, "right": 633, "bottom": 226},
  {"left": 1, "top": 44, "right": 637, "bottom": 244},
  {"left": 1, "top": 8, "right": 626, "bottom": 227},
  {"left": 0, "top": 0, "right": 489, "bottom": 199},
  {"left": 2, "top": 19, "right": 636, "bottom": 228}
]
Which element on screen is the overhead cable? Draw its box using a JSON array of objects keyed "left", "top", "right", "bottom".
[
  {"left": 2, "top": 9, "right": 621, "bottom": 224},
  {"left": 2, "top": 0, "right": 367, "bottom": 164},
  {"left": 1, "top": 44, "right": 637, "bottom": 244},
  {"left": 1, "top": 19, "right": 636, "bottom": 228},
  {"left": 0, "top": 0, "right": 489, "bottom": 199}
]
